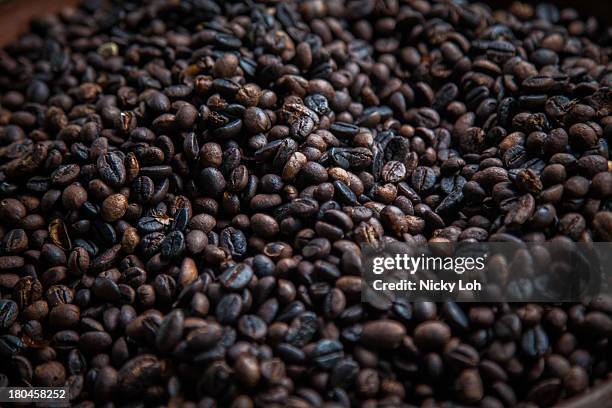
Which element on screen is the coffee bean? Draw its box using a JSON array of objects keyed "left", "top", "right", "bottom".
[
  {"left": 94, "top": 366, "right": 118, "bottom": 401},
  {"left": 591, "top": 172, "right": 612, "bottom": 198},
  {"left": 446, "top": 342, "right": 480, "bottom": 369},
  {"left": 213, "top": 53, "right": 239, "bottom": 78},
  {"left": 569, "top": 123, "right": 598, "bottom": 149},
  {"left": 442, "top": 302, "right": 470, "bottom": 332},
  {"left": 234, "top": 354, "right": 261, "bottom": 386},
  {"left": 51, "top": 164, "right": 80, "bottom": 187},
  {"left": 557, "top": 213, "right": 586, "bottom": 240},
  {"left": 160, "top": 231, "right": 186, "bottom": 259},
  {"left": 414, "top": 321, "right": 451, "bottom": 351},
  {"left": 0, "top": 335, "right": 23, "bottom": 357},
  {"left": 186, "top": 322, "right": 222, "bottom": 350},
  {"left": 101, "top": 194, "right": 129, "bottom": 222},
  {"left": 244, "top": 107, "right": 271, "bottom": 134},
  {"left": 521, "top": 326, "right": 549, "bottom": 358},
  {"left": 216, "top": 294, "right": 243, "bottom": 324},
  {"left": 361, "top": 320, "right": 406, "bottom": 349},
  {"left": 526, "top": 378, "right": 562, "bottom": 406},
  {"left": 145, "top": 91, "right": 170, "bottom": 112},
  {"left": 97, "top": 152, "right": 126, "bottom": 187},
  {"left": 34, "top": 361, "right": 66, "bottom": 387},
  {"left": 0, "top": 255, "right": 25, "bottom": 270},
  {"left": 311, "top": 339, "right": 344, "bottom": 369},
  {"left": 117, "top": 355, "right": 162, "bottom": 394},
  {"left": 219, "top": 263, "right": 253, "bottom": 290},
  {"left": 593, "top": 212, "right": 612, "bottom": 241},
  {"left": 79, "top": 331, "right": 113, "bottom": 354},
  {"left": 238, "top": 314, "right": 267, "bottom": 340},
  {"left": 0, "top": 198, "right": 26, "bottom": 225},
  {"left": 563, "top": 366, "right": 588, "bottom": 396},
  {"left": 49, "top": 304, "right": 80, "bottom": 328},
  {"left": 199, "top": 167, "right": 226, "bottom": 197},
  {"left": 454, "top": 368, "right": 483, "bottom": 404},
  {"left": 0, "top": 299, "right": 18, "bottom": 329},
  {"left": 583, "top": 311, "right": 612, "bottom": 336},
  {"left": 62, "top": 183, "right": 88, "bottom": 210},
  {"left": 285, "top": 312, "right": 317, "bottom": 347}
]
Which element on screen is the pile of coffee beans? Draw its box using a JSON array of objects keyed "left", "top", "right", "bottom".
[{"left": 0, "top": 0, "right": 611, "bottom": 406}]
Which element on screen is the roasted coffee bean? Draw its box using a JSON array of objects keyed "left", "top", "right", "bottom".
[
  {"left": 564, "top": 366, "right": 588, "bottom": 396},
  {"left": 0, "top": 199, "right": 26, "bottom": 226},
  {"left": 361, "top": 320, "right": 406, "bottom": 350},
  {"left": 215, "top": 294, "right": 243, "bottom": 324},
  {"left": 285, "top": 311, "right": 317, "bottom": 347},
  {"left": 414, "top": 322, "right": 451, "bottom": 351},
  {"left": 521, "top": 326, "right": 550, "bottom": 358},
  {"left": 244, "top": 107, "right": 271, "bottom": 134},
  {"left": 238, "top": 314, "right": 267, "bottom": 340},
  {"left": 155, "top": 310, "right": 184, "bottom": 353},
  {"left": 445, "top": 342, "right": 480, "bottom": 369},
  {"left": 101, "top": 194, "right": 129, "bottom": 222},
  {"left": 117, "top": 355, "right": 162, "bottom": 394},
  {"left": 132, "top": 176, "right": 155, "bottom": 204},
  {"left": 311, "top": 339, "right": 344, "bottom": 369},
  {"left": 160, "top": 231, "right": 186, "bottom": 259},
  {"left": 219, "top": 263, "right": 254, "bottom": 290},
  {"left": 0, "top": 335, "right": 23, "bottom": 357},
  {"left": 186, "top": 322, "right": 222, "bottom": 350},
  {"left": 442, "top": 302, "right": 470, "bottom": 332},
  {"left": 411, "top": 167, "right": 436, "bottom": 193},
  {"left": 34, "top": 361, "right": 66, "bottom": 387},
  {"left": 0, "top": 299, "right": 18, "bottom": 329},
  {"left": 199, "top": 167, "right": 226, "bottom": 197},
  {"left": 97, "top": 152, "right": 126, "bottom": 187},
  {"left": 49, "top": 304, "right": 80, "bottom": 328},
  {"left": 454, "top": 368, "right": 484, "bottom": 404},
  {"left": 62, "top": 183, "right": 88, "bottom": 210}
]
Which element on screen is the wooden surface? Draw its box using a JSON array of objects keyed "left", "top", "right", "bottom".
[{"left": 0, "top": 0, "right": 78, "bottom": 47}]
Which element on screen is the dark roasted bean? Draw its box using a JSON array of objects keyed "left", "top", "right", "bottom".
[
  {"left": 361, "top": 320, "right": 406, "bottom": 350},
  {"left": 0, "top": 299, "right": 18, "bottom": 329},
  {"left": 219, "top": 263, "right": 253, "bottom": 290},
  {"left": 97, "top": 153, "right": 126, "bottom": 187}
]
